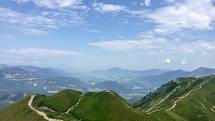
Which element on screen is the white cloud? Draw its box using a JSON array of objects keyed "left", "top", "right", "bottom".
[
  {"left": 93, "top": 2, "right": 126, "bottom": 13},
  {"left": 181, "top": 40, "right": 215, "bottom": 54},
  {"left": 83, "top": 28, "right": 101, "bottom": 33},
  {"left": 89, "top": 33, "right": 215, "bottom": 58},
  {"left": 181, "top": 60, "right": 187, "bottom": 65},
  {"left": 89, "top": 39, "right": 158, "bottom": 51},
  {"left": 0, "top": 6, "right": 84, "bottom": 29},
  {"left": 14, "top": 0, "right": 83, "bottom": 9},
  {"left": 0, "top": 48, "right": 82, "bottom": 66},
  {"left": 0, "top": 0, "right": 87, "bottom": 33},
  {"left": 147, "top": 0, "right": 215, "bottom": 32},
  {"left": 7, "top": 48, "right": 81, "bottom": 57},
  {"left": 0, "top": 34, "right": 14, "bottom": 40},
  {"left": 0, "top": 7, "right": 56, "bottom": 28},
  {"left": 22, "top": 28, "right": 48, "bottom": 35},
  {"left": 165, "top": 0, "right": 177, "bottom": 3},
  {"left": 144, "top": 0, "right": 151, "bottom": 7},
  {"left": 163, "top": 58, "right": 171, "bottom": 64}
]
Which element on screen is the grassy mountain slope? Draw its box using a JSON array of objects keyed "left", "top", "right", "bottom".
[
  {"left": 34, "top": 89, "right": 82, "bottom": 113},
  {"left": 70, "top": 91, "right": 153, "bottom": 121},
  {"left": 0, "top": 89, "right": 153, "bottom": 121},
  {"left": 135, "top": 77, "right": 198, "bottom": 111},
  {"left": 157, "top": 76, "right": 215, "bottom": 121},
  {"left": 0, "top": 97, "right": 46, "bottom": 121},
  {"left": 1, "top": 75, "right": 214, "bottom": 121},
  {"left": 136, "top": 75, "right": 215, "bottom": 121}
]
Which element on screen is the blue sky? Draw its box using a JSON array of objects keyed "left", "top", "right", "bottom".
[{"left": 0, "top": 0, "right": 215, "bottom": 71}]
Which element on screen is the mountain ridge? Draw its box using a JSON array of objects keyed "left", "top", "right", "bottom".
[
  {"left": 1, "top": 75, "right": 215, "bottom": 121},
  {"left": 135, "top": 75, "right": 215, "bottom": 121},
  {"left": 0, "top": 89, "right": 154, "bottom": 121}
]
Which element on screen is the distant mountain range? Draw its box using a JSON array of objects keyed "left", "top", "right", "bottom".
[
  {"left": 88, "top": 67, "right": 170, "bottom": 80},
  {"left": 87, "top": 67, "right": 215, "bottom": 85},
  {"left": 1, "top": 75, "right": 215, "bottom": 121},
  {"left": 137, "top": 67, "right": 215, "bottom": 88},
  {"left": 0, "top": 65, "right": 88, "bottom": 92},
  {"left": 0, "top": 65, "right": 215, "bottom": 109},
  {"left": 0, "top": 65, "right": 88, "bottom": 108},
  {"left": 87, "top": 67, "right": 215, "bottom": 100}
]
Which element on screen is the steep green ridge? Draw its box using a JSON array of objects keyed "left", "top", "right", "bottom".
[
  {"left": 70, "top": 91, "right": 153, "bottom": 121},
  {"left": 34, "top": 89, "right": 82, "bottom": 113},
  {"left": 0, "top": 97, "right": 46, "bottom": 121},
  {"left": 136, "top": 75, "right": 215, "bottom": 121},
  {"left": 135, "top": 77, "right": 198, "bottom": 111}
]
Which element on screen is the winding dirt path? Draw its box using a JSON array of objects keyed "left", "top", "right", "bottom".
[
  {"left": 147, "top": 92, "right": 173, "bottom": 114},
  {"left": 28, "top": 95, "right": 63, "bottom": 121},
  {"left": 210, "top": 106, "right": 215, "bottom": 112},
  {"left": 66, "top": 95, "right": 84, "bottom": 114},
  {"left": 166, "top": 80, "right": 209, "bottom": 111}
]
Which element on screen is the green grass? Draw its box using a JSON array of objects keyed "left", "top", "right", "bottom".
[
  {"left": 138, "top": 75, "right": 215, "bottom": 121},
  {"left": 36, "top": 89, "right": 82, "bottom": 113},
  {"left": 32, "top": 89, "right": 82, "bottom": 119},
  {"left": 0, "top": 97, "right": 46, "bottom": 121},
  {"left": 164, "top": 76, "right": 215, "bottom": 121},
  {"left": 0, "top": 90, "right": 154, "bottom": 121},
  {"left": 71, "top": 91, "right": 153, "bottom": 121},
  {"left": 1, "top": 76, "right": 214, "bottom": 121},
  {"left": 135, "top": 77, "right": 205, "bottom": 111}
]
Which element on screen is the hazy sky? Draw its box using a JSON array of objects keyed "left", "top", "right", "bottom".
[{"left": 0, "top": 0, "right": 215, "bottom": 71}]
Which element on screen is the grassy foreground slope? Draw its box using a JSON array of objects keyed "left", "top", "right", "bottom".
[
  {"left": 0, "top": 89, "right": 154, "bottom": 121},
  {"left": 0, "top": 97, "right": 46, "bottom": 121},
  {"left": 136, "top": 75, "right": 215, "bottom": 121}
]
